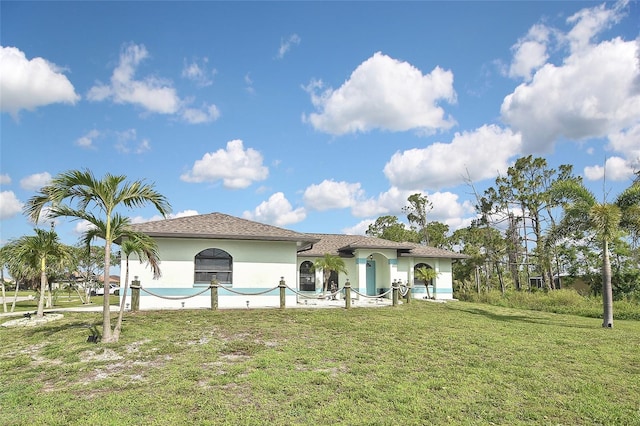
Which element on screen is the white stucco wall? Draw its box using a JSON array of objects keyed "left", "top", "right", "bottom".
[{"left": 123, "top": 237, "right": 299, "bottom": 310}]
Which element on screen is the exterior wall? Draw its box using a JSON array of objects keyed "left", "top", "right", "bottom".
[
  {"left": 123, "top": 237, "right": 298, "bottom": 310},
  {"left": 397, "top": 257, "right": 455, "bottom": 300}
]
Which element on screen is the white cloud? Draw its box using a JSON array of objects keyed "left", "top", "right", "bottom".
[
  {"left": 88, "top": 43, "right": 180, "bottom": 114},
  {"left": 243, "top": 192, "right": 306, "bottom": 226},
  {"left": 277, "top": 34, "right": 301, "bottom": 59},
  {"left": 0, "top": 191, "right": 23, "bottom": 220},
  {"left": 384, "top": 125, "right": 522, "bottom": 190},
  {"left": 87, "top": 43, "right": 219, "bottom": 123},
  {"left": 303, "top": 52, "right": 456, "bottom": 135},
  {"left": 75, "top": 129, "right": 100, "bottom": 149},
  {"left": 181, "top": 139, "right": 269, "bottom": 189},
  {"left": 564, "top": 0, "right": 627, "bottom": 53},
  {"left": 181, "top": 104, "right": 220, "bottom": 124},
  {"left": 130, "top": 209, "right": 199, "bottom": 224},
  {"left": 501, "top": 2, "right": 639, "bottom": 153},
  {"left": 584, "top": 156, "right": 636, "bottom": 181},
  {"left": 0, "top": 45, "right": 79, "bottom": 118},
  {"left": 114, "top": 129, "right": 150, "bottom": 154},
  {"left": 0, "top": 174, "right": 11, "bottom": 185},
  {"left": 73, "top": 220, "right": 97, "bottom": 235},
  {"left": 607, "top": 124, "right": 640, "bottom": 166},
  {"left": 182, "top": 58, "right": 215, "bottom": 87},
  {"left": 303, "top": 179, "right": 364, "bottom": 211},
  {"left": 20, "top": 172, "right": 52, "bottom": 191},
  {"left": 350, "top": 186, "right": 416, "bottom": 218},
  {"left": 508, "top": 24, "right": 550, "bottom": 81},
  {"left": 342, "top": 219, "right": 374, "bottom": 236}
]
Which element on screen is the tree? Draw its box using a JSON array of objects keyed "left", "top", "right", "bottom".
[
  {"left": 24, "top": 169, "right": 171, "bottom": 342},
  {"left": 549, "top": 179, "right": 640, "bottom": 327},
  {"left": 403, "top": 193, "right": 433, "bottom": 245},
  {"left": 112, "top": 231, "right": 160, "bottom": 341},
  {"left": 2, "top": 228, "right": 72, "bottom": 317},
  {"left": 366, "top": 215, "right": 418, "bottom": 242},
  {"left": 313, "top": 253, "right": 348, "bottom": 294}
]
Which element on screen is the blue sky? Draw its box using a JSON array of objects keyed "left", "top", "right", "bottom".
[{"left": 1, "top": 1, "right": 639, "bottom": 248}]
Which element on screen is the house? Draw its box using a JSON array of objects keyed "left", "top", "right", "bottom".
[{"left": 123, "top": 212, "right": 468, "bottom": 309}]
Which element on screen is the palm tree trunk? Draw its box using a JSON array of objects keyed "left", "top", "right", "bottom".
[
  {"left": 1, "top": 267, "right": 6, "bottom": 313},
  {"left": 112, "top": 257, "right": 130, "bottom": 341},
  {"left": 11, "top": 280, "right": 19, "bottom": 312},
  {"left": 602, "top": 239, "right": 614, "bottom": 328},
  {"left": 37, "top": 258, "right": 47, "bottom": 317},
  {"left": 102, "top": 235, "right": 113, "bottom": 341}
]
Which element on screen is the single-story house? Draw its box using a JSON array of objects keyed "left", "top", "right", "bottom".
[{"left": 122, "top": 212, "right": 468, "bottom": 309}]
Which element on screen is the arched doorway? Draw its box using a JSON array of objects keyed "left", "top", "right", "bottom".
[
  {"left": 414, "top": 263, "right": 434, "bottom": 299},
  {"left": 299, "top": 261, "right": 315, "bottom": 291}
]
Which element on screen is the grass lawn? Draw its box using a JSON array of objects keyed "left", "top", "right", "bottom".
[{"left": 1, "top": 301, "right": 639, "bottom": 425}]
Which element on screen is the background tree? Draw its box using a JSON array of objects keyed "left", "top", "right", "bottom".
[
  {"left": 549, "top": 179, "right": 640, "bottom": 327},
  {"left": 24, "top": 169, "right": 171, "bottom": 342},
  {"left": 313, "top": 253, "right": 348, "bottom": 295},
  {"left": 366, "top": 215, "right": 419, "bottom": 242},
  {"left": 403, "top": 193, "right": 433, "bottom": 245},
  {"left": 2, "top": 228, "right": 72, "bottom": 317}
]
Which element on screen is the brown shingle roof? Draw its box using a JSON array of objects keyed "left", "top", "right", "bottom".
[
  {"left": 300, "top": 233, "right": 468, "bottom": 259},
  {"left": 129, "top": 212, "right": 319, "bottom": 246}
]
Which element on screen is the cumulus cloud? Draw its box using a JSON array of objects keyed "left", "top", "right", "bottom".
[
  {"left": 277, "top": 34, "right": 301, "bottom": 59},
  {"left": 130, "top": 209, "right": 199, "bottom": 224},
  {"left": 243, "top": 192, "right": 306, "bottom": 226},
  {"left": 20, "top": 172, "right": 52, "bottom": 191},
  {"left": 0, "top": 191, "right": 23, "bottom": 220},
  {"left": 508, "top": 24, "right": 551, "bottom": 81},
  {"left": 501, "top": 1, "right": 639, "bottom": 153},
  {"left": 342, "top": 219, "right": 374, "bottom": 236},
  {"left": 181, "top": 139, "right": 269, "bottom": 189},
  {"left": 303, "top": 179, "right": 364, "bottom": 211},
  {"left": 384, "top": 125, "right": 522, "bottom": 190},
  {"left": 584, "top": 156, "right": 636, "bottom": 181},
  {"left": 182, "top": 57, "right": 215, "bottom": 87},
  {"left": 350, "top": 186, "right": 416, "bottom": 218},
  {"left": 73, "top": 220, "right": 97, "bottom": 235},
  {"left": 606, "top": 124, "right": 640, "bottom": 167},
  {"left": 75, "top": 129, "right": 100, "bottom": 149},
  {"left": 0, "top": 174, "right": 11, "bottom": 185},
  {"left": 88, "top": 43, "right": 219, "bottom": 124},
  {"left": 303, "top": 52, "right": 456, "bottom": 135},
  {"left": 0, "top": 46, "right": 79, "bottom": 118}
]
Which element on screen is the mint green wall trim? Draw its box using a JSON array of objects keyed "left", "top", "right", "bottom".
[
  {"left": 356, "top": 258, "right": 367, "bottom": 264},
  {"left": 138, "top": 287, "right": 291, "bottom": 296},
  {"left": 432, "top": 288, "right": 453, "bottom": 293},
  {"left": 387, "top": 259, "right": 398, "bottom": 265}
]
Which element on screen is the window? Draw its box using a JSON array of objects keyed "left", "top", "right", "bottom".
[
  {"left": 299, "top": 261, "right": 315, "bottom": 291},
  {"left": 195, "top": 248, "right": 232, "bottom": 285}
]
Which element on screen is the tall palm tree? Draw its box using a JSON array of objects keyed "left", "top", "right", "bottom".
[
  {"left": 313, "top": 253, "right": 348, "bottom": 294},
  {"left": 24, "top": 169, "right": 171, "bottom": 341},
  {"left": 549, "top": 180, "right": 640, "bottom": 327},
  {"left": 3, "top": 229, "right": 73, "bottom": 317}
]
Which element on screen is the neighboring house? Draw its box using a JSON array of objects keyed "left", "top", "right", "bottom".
[{"left": 123, "top": 212, "right": 468, "bottom": 310}]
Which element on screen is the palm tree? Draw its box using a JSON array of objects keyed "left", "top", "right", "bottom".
[
  {"left": 24, "top": 169, "right": 171, "bottom": 341},
  {"left": 313, "top": 253, "right": 348, "bottom": 295},
  {"left": 550, "top": 179, "right": 640, "bottom": 327},
  {"left": 113, "top": 231, "right": 160, "bottom": 340},
  {"left": 3, "top": 229, "right": 73, "bottom": 317},
  {"left": 415, "top": 266, "right": 439, "bottom": 299}
]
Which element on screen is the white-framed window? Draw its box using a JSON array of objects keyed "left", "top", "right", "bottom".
[
  {"left": 194, "top": 248, "right": 232, "bottom": 285},
  {"left": 299, "top": 261, "right": 315, "bottom": 291}
]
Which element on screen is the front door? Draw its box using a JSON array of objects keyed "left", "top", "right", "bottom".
[{"left": 366, "top": 260, "right": 376, "bottom": 295}]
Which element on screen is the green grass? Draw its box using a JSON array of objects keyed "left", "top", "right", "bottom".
[
  {"left": 1, "top": 293, "right": 119, "bottom": 313},
  {"left": 460, "top": 289, "right": 640, "bottom": 320},
  {"left": 1, "top": 301, "right": 639, "bottom": 425}
]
